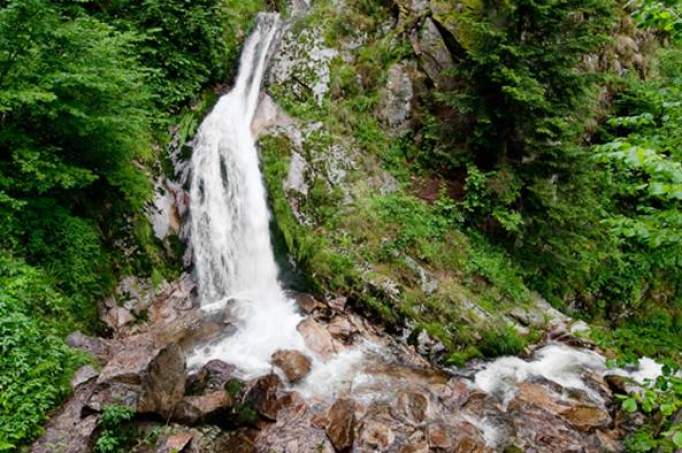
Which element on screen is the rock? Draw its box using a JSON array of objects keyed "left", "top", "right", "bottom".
[
  {"left": 70, "top": 365, "right": 99, "bottom": 390},
  {"left": 31, "top": 380, "right": 99, "bottom": 453},
  {"left": 378, "top": 63, "right": 414, "bottom": 128},
  {"left": 284, "top": 152, "right": 309, "bottom": 196},
  {"left": 413, "top": 17, "right": 456, "bottom": 89},
  {"left": 186, "top": 359, "right": 237, "bottom": 395},
  {"left": 293, "top": 293, "right": 322, "bottom": 314},
  {"left": 328, "top": 296, "right": 348, "bottom": 312},
  {"left": 66, "top": 331, "right": 111, "bottom": 364},
  {"left": 96, "top": 339, "right": 185, "bottom": 418},
  {"left": 173, "top": 391, "right": 233, "bottom": 425},
  {"left": 326, "top": 398, "right": 356, "bottom": 451},
  {"left": 297, "top": 318, "right": 338, "bottom": 360},
  {"left": 427, "top": 423, "right": 452, "bottom": 450},
  {"left": 396, "top": 391, "right": 430, "bottom": 424},
  {"left": 245, "top": 373, "right": 282, "bottom": 420},
  {"left": 570, "top": 320, "right": 591, "bottom": 335},
  {"left": 87, "top": 382, "right": 140, "bottom": 412},
  {"left": 159, "top": 431, "right": 193, "bottom": 453},
  {"left": 560, "top": 404, "right": 611, "bottom": 432},
  {"left": 604, "top": 374, "right": 628, "bottom": 395},
  {"left": 327, "top": 316, "right": 355, "bottom": 342},
  {"left": 359, "top": 420, "right": 395, "bottom": 450},
  {"left": 271, "top": 350, "right": 312, "bottom": 383}
]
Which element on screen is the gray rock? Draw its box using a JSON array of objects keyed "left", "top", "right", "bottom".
[
  {"left": 66, "top": 331, "right": 112, "bottom": 364},
  {"left": 284, "top": 152, "right": 309, "bottom": 195},
  {"left": 70, "top": 365, "right": 99, "bottom": 390},
  {"left": 378, "top": 63, "right": 414, "bottom": 128},
  {"left": 412, "top": 17, "right": 456, "bottom": 89}
]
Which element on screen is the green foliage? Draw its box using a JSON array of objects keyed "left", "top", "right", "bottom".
[
  {"left": 95, "top": 404, "right": 137, "bottom": 453},
  {"left": 478, "top": 325, "right": 528, "bottom": 357},
  {"left": 617, "top": 367, "right": 682, "bottom": 452},
  {"left": 0, "top": 254, "right": 87, "bottom": 450}
]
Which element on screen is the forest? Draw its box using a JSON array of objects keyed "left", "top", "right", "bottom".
[{"left": 0, "top": 0, "right": 680, "bottom": 451}]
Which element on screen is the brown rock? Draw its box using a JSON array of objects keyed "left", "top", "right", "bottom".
[
  {"left": 173, "top": 391, "right": 233, "bottom": 425},
  {"left": 31, "top": 380, "right": 99, "bottom": 453},
  {"left": 160, "top": 431, "right": 193, "bottom": 453},
  {"left": 328, "top": 296, "right": 347, "bottom": 312},
  {"left": 271, "top": 350, "right": 312, "bottom": 383},
  {"left": 396, "top": 391, "right": 430, "bottom": 424},
  {"left": 293, "top": 293, "right": 322, "bottom": 313},
  {"left": 326, "top": 398, "right": 356, "bottom": 451},
  {"left": 96, "top": 338, "right": 185, "bottom": 418},
  {"left": 327, "top": 316, "right": 355, "bottom": 342},
  {"left": 360, "top": 420, "right": 395, "bottom": 450},
  {"left": 427, "top": 423, "right": 452, "bottom": 450},
  {"left": 297, "top": 318, "right": 337, "bottom": 360},
  {"left": 186, "top": 359, "right": 237, "bottom": 395},
  {"left": 559, "top": 404, "right": 611, "bottom": 432},
  {"left": 245, "top": 373, "right": 282, "bottom": 420}
]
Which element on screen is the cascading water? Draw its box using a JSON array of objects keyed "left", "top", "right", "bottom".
[{"left": 187, "top": 13, "right": 309, "bottom": 378}]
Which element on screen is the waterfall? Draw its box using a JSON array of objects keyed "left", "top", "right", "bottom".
[{"left": 187, "top": 13, "right": 307, "bottom": 377}]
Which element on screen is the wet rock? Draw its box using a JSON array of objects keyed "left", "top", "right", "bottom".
[
  {"left": 31, "top": 380, "right": 99, "bottom": 453},
  {"left": 604, "top": 374, "right": 628, "bottom": 395},
  {"left": 95, "top": 339, "right": 185, "bottom": 418},
  {"left": 70, "top": 365, "right": 99, "bottom": 390},
  {"left": 173, "top": 391, "right": 233, "bottom": 425},
  {"left": 297, "top": 318, "right": 338, "bottom": 360},
  {"left": 328, "top": 296, "right": 348, "bottom": 312},
  {"left": 186, "top": 359, "right": 237, "bottom": 395},
  {"left": 271, "top": 349, "right": 312, "bottom": 383},
  {"left": 326, "top": 398, "right": 356, "bottom": 451},
  {"left": 378, "top": 63, "right": 414, "bottom": 128},
  {"left": 66, "top": 331, "right": 112, "bottom": 364},
  {"left": 327, "top": 316, "right": 355, "bottom": 342},
  {"left": 396, "top": 391, "right": 430, "bottom": 424},
  {"left": 359, "top": 420, "right": 395, "bottom": 450},
  {"left": 560, "top": 404, "right": 612, "bottom": 432},
  {"left": 292, "top": 293, "right": 321, "bottom": 314},
  {"left": 427, "top": 423, "right": 452, "bottom": 450},
  {"left": 245, "top": 373, "right": 282, "bottom": 420}
]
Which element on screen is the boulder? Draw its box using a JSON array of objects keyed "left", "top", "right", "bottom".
[
  {"left": 95, "top": 339, "right": 186, "bottom": 418},
  {"left": 359, "top": 420, "right": 395, "bottom": 450},
  {"left": 158, "top": 431, "right": 193, "bottom": 453},
  {"left": 173, "top": 391, "right": 233, "bottom": 425},
  {"left": 245, "top": 373, "right": 282, "bottom": 420},
  {"left": 395, "top": 391, "right": 430, "bottom": 424},
  {"left": 292, "top": 293, "right": 321, "bottom": 314},
  {"left": 412, "top": 17, "right": 456, "bottom": 89},
  {"left": 427, "top": 423, "right": 452, "bottom": 450},
  {"left": 186, "top": 359, "right": 237, "bottom": 395},
  {"left": 297, "top": 318, "right": 338, "bottom": 360},
  {"left": 271, "top": 350, "right": 312, "bottom": 383},
  {"left": 326, "top": 398, "right": 356, "bottom": 451},
  {"left": 327, "top": 316, "right": 355, "bottom": 342}
]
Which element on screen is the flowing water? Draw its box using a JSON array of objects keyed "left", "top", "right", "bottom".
[{"left": 187, "top": 13, "right": 309, "bottom": 377}]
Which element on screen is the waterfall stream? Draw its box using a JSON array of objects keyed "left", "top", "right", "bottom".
[{"left": 187, "top": 13, "right": 310, "bottom": 378}]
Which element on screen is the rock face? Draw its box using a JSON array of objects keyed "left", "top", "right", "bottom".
[
  {"left": 326, "top": 398, "right": 356, "bottom": 451},
  {"left": 173, "top": 391, "right": 233, "bottom": 425},
  {"left": 412, "top": 17, "right": 456, "bottom": 89},
  {"left": 186, "top": 359, "right": 237, "bottom": 395},
  {"left": 378, "top": 63, "right": 415, "bottom": 128},
  {"left": 271, "top": 349, "right": 312, "bottom": 383}
]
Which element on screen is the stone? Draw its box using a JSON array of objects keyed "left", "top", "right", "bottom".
[
  {"left": 96, "top": 338, "right": 185, "bottom": 418},
  {"left": 66, "top": 331, "right": 111, "bottom": 364},
  {"left": 359, "top": 420, "right": 395, "bottom": 450},
  {"left": 327, "top": 316, "right": 355, "bottom": 342},
  {"left": 378, "top": 63, "right": 414, "bottom": 128},
  {"left": 396, "top": 391, "right": 430, "bottom": 424},
  {"left": 186, "top": 359, "right": 237, "bottom": 395},
  {"left": 293, "top": 293, "right": 322, "bottom": 314},
  {"left": 173, "top": 391, "right": 233, "bottom": 425},
  {"left": 159, "top": 431, "right": 193, "bottom": 453},
  {"left": 559, "top": 404, "right": 611, "bottom": 432},
  {"left": 326, "top": 398, "right": 356, "bottom": 451},
  {"left": 328, "top": 296, "right": 347, "bottom": 312},
  {"left": 70, "top": 365, "right": 99, "bottom": 390},
  {"left": 427, "top": 423, "right": 452, "bottom": 450},
  {"left": 31, "top": 380, "right": 99, "bottom": 453},
  {"left": 297, "top": 318, "right": 337, "bottom": 360},
  {"left": 271, "top": 350, "right": 312, "bottom": 383},
  {"left": 413, "top": 17, "right": 456, "bottom": 89},
  {"left": 245, "top": 373, "right": 282, "bottom": 420},
  {"left": 284, "top": 152, "right": 309, "bottom": 196}
]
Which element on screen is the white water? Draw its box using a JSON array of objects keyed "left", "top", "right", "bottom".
[{"left": 187, "top": 13, "right": 308, "bottom": 378}]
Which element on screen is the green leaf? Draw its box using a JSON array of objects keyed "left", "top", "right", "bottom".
[
  {"left": 622, "top": 398, "right": 638, "bottom": 413},
  {"left": 672, "top": 431, "right": 682, "bottom": 448}
]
